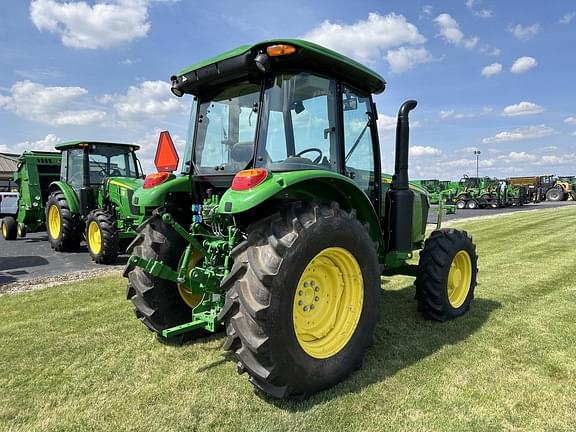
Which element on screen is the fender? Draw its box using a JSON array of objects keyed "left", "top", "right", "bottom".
[
  {"left": 48, "top": 181, "right": 80, "bottom": 214},
  {"left": 219, "top": 170, "right": 385, "bottom": 253},
  {"left": 131, "top": 175, "right": 192, "bottom": 208}
]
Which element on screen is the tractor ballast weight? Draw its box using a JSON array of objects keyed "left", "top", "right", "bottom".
[{"left": 124, "top": 39, "right": 478, "bottom": 399}]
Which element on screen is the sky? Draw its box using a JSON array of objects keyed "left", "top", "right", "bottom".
[{"left": 0, "top": 0, "right": 575, "bottom": 179}]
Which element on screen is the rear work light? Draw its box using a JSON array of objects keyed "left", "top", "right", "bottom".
[
  {"left": 231, "top": 169, "right": 269, "bottom": 191},
  {"left": 266, "top": 44, "right": 296, "bottom": 57},
  {"left": 143, "top": 172, "right": 170, "bottom": 189}
]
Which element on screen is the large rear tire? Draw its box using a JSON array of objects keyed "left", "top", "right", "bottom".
[
  {"left": 546, "top": 188, "right": 564, "bottom": 202},
  {"left": 415, "top": 228, "right": 477, "bottom": 321},
  {"left": 124, "top": 213, "right": 206, "bottom": 344},
  {"left": 218, "top": 202, "right": 380, "bottom": 399},
  {"left": 86, "top": 210, "right": 119, "bottom": 264},
  {"left": 1, "top": 216, "right": 17, "bottom": 240},
  {"left": 46, "top": 191, "right": 81, "bottom": 251}
]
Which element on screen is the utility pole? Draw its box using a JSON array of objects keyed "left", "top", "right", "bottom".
[{"left": 473, "top": 150, "right": 481, "bottom": 178}]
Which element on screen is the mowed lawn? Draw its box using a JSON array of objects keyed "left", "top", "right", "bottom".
[{"left": 1, "top": 207, "right": 575, "bottom": 432}]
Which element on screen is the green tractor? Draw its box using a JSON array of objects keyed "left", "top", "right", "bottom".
[
  {"left": 46, "top": 141, "right": 146, "bottom": 263},
  {"left": 1, "top": 151, "right": 62, "bottom": 240},
  {"left": 124, "top": 40, "right": 478, "bottom": 399}
]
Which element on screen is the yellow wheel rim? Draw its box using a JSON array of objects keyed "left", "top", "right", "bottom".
[
  {"left": 48, "top": 205, "right": 61, "bottom": 240},
  {"left": 293, "top": 247, "right": 363, "bottom": 359},
  {"left": 2, "top": 223, "right": 6, "bottom": 238},
  {"left": 87, "top": 221, "right": 102, "bottom": 255},
  {"left": 17, "top": 225, "right": 22, "bottom": 237},
  {"left": 447, "top": 250, "right": 472, "bottom": 308},
  {"left": 177, "top": 249, "right": 204, "bottom": 308}
]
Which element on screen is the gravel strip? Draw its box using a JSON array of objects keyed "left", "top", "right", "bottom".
[{"left": 0, "top": 267, "right": 124, "bottom": 295}]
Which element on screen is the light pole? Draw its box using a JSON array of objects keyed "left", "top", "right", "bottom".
[{"left": 473, "top": 150, "right": 481, "bottom": 178}]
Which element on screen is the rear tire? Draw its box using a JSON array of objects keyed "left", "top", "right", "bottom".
[
  {"left": 86, "top": 210, "right": 118, "bottom": 264},
  {"left": 456, "top": 200, "right": 466, "bottom": 209},
  {"left": 218, "top": 201, "right": 380, "bottom": 399},
  {"left": 124, "top": 213, "right": 206, "bottom": 344},
  {"left": 415, "top": 229, "right": 477, "bottom": 321},
  {"left": 1, "top": 216, "right": 17, "bottom": 240},
  {"left": 466, "top": 200, "right": 478, "bottom": 210},
  {"left": 546, "top": 188, "right": 564, "bottom": 202},
  {"left": 46, "top": 191, "right": 81, "bottom": 251}
]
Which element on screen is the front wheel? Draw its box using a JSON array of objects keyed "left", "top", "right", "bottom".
[
  {"left": 546, "top": 188, "right": 564, "bottom": 202},
  {"left": 415, "top": 228, "right": 478, "bottom": 321},
  {"left": 86, "top": 210, "right": 119, "bottom": 264},
  {"left": 466, "top": 199, "right": 478, "bottom": 209},
  {"left": 1, "top": 216, "right": 17, "bottom": 240},
  {"left": 456, "top": 200, "right": 467, "bottom": 209},
  {"left": 219, "top": 201, "right": 380, "bottom": 399}
]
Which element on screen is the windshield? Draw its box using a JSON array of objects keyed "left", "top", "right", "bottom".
[{"left": 193, "top": 81, "right": 260, "bottom": 174}]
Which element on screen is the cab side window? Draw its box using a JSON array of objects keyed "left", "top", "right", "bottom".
[{"left": 342, "top": 86, "right": 376, "bottom": 198}]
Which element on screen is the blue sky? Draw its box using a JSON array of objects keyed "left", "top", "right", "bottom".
[{"left": 0, "top": 0, "right": 575, "bottom": 179}]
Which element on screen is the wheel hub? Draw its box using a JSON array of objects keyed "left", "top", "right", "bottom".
[
  {"left": 293, "top": 247, "right": 363, "bottom": 359},
  {"left": 447, "top": 250, "right": 472, "bottom": 308}
]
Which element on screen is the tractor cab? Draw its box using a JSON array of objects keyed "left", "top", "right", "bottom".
[
  {"left": 173, "top": 40, "right": 384, "bottom": 209},
  {"left": 55, "top": 141, "right": 142, "bottom": 214}
]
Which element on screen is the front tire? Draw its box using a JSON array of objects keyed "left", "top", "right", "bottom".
[
  {"left": 219, "top": 202, "right": 380, "bottom": 399},
  {"left": 86, "top": 210, "right": 118, "bottom": 264},
  {"left": 1, "top": 216, "right": 17, "bottom": 240},
  {"left": 415, "top": 229, "right": 477, "bottom": 321},
  {"left": 46, "top": 191, "right": 81, "bottom": 251},
  {"left": 466, "top": 199, "right": 478, "bottom": 209}
]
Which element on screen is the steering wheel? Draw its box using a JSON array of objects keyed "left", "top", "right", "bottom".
[{"left": 295, "top": 148, "right": 323, "bottom": 164}]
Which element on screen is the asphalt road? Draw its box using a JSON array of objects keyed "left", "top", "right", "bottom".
[
  {"left": 0, "top": 233, "right": 127, "bottom": 285},
  {"left": 1, "top": 200, "right": 574, "bottom": 285}
]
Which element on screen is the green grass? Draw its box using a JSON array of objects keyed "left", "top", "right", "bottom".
[{"left": 1, "top": 207, "right": 575, "bottom": 432}]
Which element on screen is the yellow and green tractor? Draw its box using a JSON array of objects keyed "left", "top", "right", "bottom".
[{"left": 124, "top": 40, "right": 478, "bottom": 399}]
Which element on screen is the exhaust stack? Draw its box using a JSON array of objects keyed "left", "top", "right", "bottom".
[{"left": 386, "top": 100, "right": 418, "bottom": 253}]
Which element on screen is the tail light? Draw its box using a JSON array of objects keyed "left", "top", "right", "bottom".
[
  {"left": 144, "top": 172, "right": 170, "bottom": 189},
  {"left": 266, "top": 44, "right": 297, "bottom": 57},
  {"left": 231, "top": 169, "right": 269, "bottom": 191}
]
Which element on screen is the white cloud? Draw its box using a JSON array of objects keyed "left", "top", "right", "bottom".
[
  {"left": 508, "top": 23, "right": 540, "bottom": 40},
  {"left": 502, "top": 101, "right": 544, "bottom": 117},
  {"left": 30, "top": 0, "right": 150, "bottom": 49},
  {"left": 440, "top": 158, "right": 495, "bottom": 168},
  {"left": 111, "top": 80, "right": 185, "bottom": 121},
  {"left": 0, "top": 80, "right": 106, "bottom": 126},
  {"left": 465, "top": 0, "right": 493, "bottom": 18},
  {"left": 377, "top": 114, "right": 397, "bottom": 132},
  {"left": 482, "top": 124, "right": 555, "bottom": 143},
  {"left": 303, "top": 13, "right": 426, "bottom": 64},
  {"left": 384, "top": 47, "right": 433, "bottom": 73},
  {"left": 507, "top": 151, "right": 538, "bottom": 162},
  {"left": 0, "top": 134, "right": 62, "bottom": 154},
  {"left": 564, "top": 116, "right": 576, "bottom": 125},
  {"left": 481, "top": 62, "right": 502, "bottom": 77},
  {"left": 481, "top": 46, "right": 501, "bottom": 56},
  {"left": 434, "top": 13, "right": 479, "bottom": 48},
  {"left": 439, "top": 110, "right": 454, "bottom": 119},
  {"left": 559, "top": 12, "right": 576, "bottom": 24},
  {"left": 421, "top": 5, "right": 433, "bottom": 17},
  {"left": 410, "top": 145, "right": 442, "bottom": 157},
  {"left": 510, "top": 56, "right": 538, "bottom": 73}
]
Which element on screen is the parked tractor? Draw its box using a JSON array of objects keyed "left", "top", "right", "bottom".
[
  {"left": 451, "top": 175, "right": 500, "bottom": 209},
  {"left": 124, "top": 40, "right": 478, "bottom": 399},
  {"left": 1, "top": 151, "right": 61, "bottom": 240},
  {"left": 45, "top": 141, "right": 146, "bottom": 263}
]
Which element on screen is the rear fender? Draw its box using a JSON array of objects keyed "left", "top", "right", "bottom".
[{"left": 218, "top": 170, "right": 384, "bottom": 254}]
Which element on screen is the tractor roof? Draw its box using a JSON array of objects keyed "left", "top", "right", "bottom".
[
  {"left": 172, "top": 39, "right": 386, "bottom": 96},
  {"left": 55, "top": 141, "right": 140, "bottom": 151}
]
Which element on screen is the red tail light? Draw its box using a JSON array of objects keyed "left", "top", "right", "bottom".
[
  {"left": 143, "top": 172, "right": 170, "bottom": 189},
  {"left": 231, "top": 169, "right": 269, "bottom": 191}
]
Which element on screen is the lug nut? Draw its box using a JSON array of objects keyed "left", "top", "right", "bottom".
[
  {"left": 314, "top": 296, "right": 319, "bottom": 302},
  {"left": 303, "top": 306, "right": 309, "bottom": 312},
  {"left": 304, "top": 282, "right": 309, "bottom": 287},
  {"left": 298, "top": 290, "right": 303, "bottom": 296},
  {"left": 314, "top": 287, "right": 320, "bottom": 292},
  {"left": 310, "top": 281, "right": 315, "bottom": 287},
  {"left": 298, "top": 300, "right": 303, "bottom": 306},
  {"left": 310, "top": 305, "right": 315, "bottom": 310}
]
